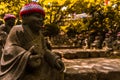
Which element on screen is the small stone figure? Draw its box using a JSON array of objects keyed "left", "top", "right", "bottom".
[
  {"left": 87, "top": 31, "right": 96, "bottom": 49},
  {"left": 113, "top": 33, "right": 120, "bottom": 51},
  {"left": 102, "top": 33, "right": 113, "bottom": 50},
  {"left": 82, "top": 33, "right": 89, "bottom": 49},
  {"left": 74, "top": 34, "right": 84, "bottom": 48},
  {"left": 0, "top": 2, "right": 64, "bottom": 80},
  {"left": 91, "top": 36, "right": 101, "bottom": 49},
  {"left": 111, "top": 33, "right": 120, "bottom": 56},
  {"left": 0, "top": 14, "right": 16, "bottom": 59}
]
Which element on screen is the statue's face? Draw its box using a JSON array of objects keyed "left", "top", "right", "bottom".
[
  {"left": 5, "top": 18, "right": 15, "bottom": 27},
  {"left": 22, "top": 13, "right": 44, "bottom": 33}
]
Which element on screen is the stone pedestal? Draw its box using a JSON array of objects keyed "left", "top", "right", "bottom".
[
  {"left": 52, "top": 49, "right": 110, "bottom": 59},
  {"left": 52, "top": 49, "right": 120, "bottom": 80},
  {"left": 63, "top": 58, "right": 120, "bottom": 80}
]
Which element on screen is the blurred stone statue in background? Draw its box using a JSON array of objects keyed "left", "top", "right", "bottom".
[{"left": 0, "top": 14, "right": 16, "bottom": 59}]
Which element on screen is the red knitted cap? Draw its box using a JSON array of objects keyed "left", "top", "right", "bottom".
[
  {"left": 4, "top": 14, "right": 16, "bottom": 21},
  {"left": 20, "top": 2, "right": 45, "bottom": 17}
]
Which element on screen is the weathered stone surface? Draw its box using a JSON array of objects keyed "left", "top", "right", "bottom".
[
  {"left": 76, "top": 51, "right": 89, "bottom": 58},
  {"left": 52, "top": 49, "right": 120, "bottom": 80},
  {"left": 63, "top": 58, "right": 120, "bottom": 80}
]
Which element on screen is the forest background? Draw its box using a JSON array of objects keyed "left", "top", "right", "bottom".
[{"left": 0, "top": 0, "right": 120, "bottom": 37}]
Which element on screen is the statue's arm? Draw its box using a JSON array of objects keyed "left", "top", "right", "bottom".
[{"left": 43, "top": 36, "right": 64, "bottom": 71}]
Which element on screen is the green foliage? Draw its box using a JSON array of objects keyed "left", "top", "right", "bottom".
[
  {"left": 0, "top": 1, "right": 26, "bottom": 18},
  {"left": 0, "top": 0, "right": 120, "bottom": 35},
  {"left": 44, "top": 0, "right": 72, "bottom": 25},
  {"left": 87, "top": 2, "right": 120, "bottom": 33}
]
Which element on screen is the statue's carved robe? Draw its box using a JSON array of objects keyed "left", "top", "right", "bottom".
[
  {"left": 0, "top": 24, "right": 9, "bottom": 34},
  {"left": 0, "top": 24, "right": 8, "bottom": 58},
  {"left": 0, "top": 25, "right": 64, "bottom": 80},
  {"left": 0, "top": 31, "right": 7, "bottom": 59}
]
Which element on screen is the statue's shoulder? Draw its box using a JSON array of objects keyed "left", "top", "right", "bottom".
[
  {"left": 11, "top": 25, "right": 23, "bottom": 32},
  {"left": 8, "top": 25, "right": 24, "bottom": 36},
  {"left": 13, "top": 25, "right": 22, "bottom": 29}
]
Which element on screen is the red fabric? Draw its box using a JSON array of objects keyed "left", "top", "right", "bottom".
[
  {"left": 20, "top": 8, "right": 45, "bottom": 17},
  {"left": 3, "top": 14, "right": 16, "bottom": 21},
  {"left": 20, "top": 2, "right": 45, "bottom": 17}
]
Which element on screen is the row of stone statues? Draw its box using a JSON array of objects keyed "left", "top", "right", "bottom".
[
  {"left": 48, "top": 31, "right": 120, "bottom": 51},
  {"left": 78, "top": 32, "right": 120, "bottom": 51}
]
